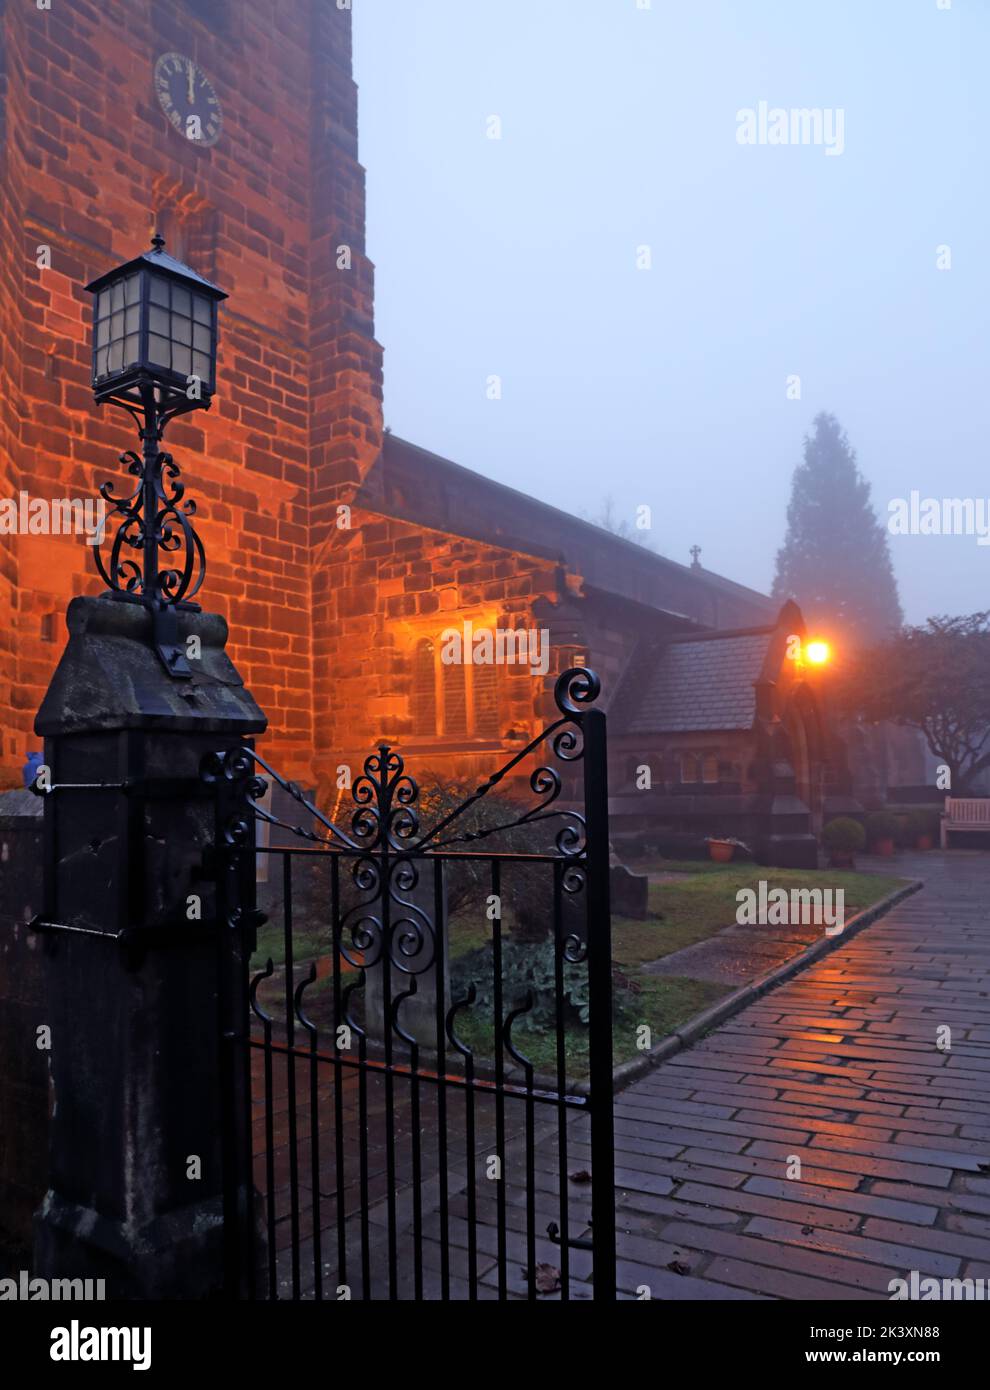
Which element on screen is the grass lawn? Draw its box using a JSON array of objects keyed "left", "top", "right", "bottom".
[
  {"left": 253, "top": 857, "right": 909, "bottom": 1079},
  {"left": 611, "top": 863, "right": 907, "bottom": 969},
  {"left": 453, "top": 973, "right": 730, "bottom": 1077}
]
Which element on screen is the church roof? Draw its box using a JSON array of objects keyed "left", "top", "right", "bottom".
[
  {"left": 373, "top": 434, "right": 776, "bottom": 630},
  {"left": 616, "top": 628, "right": 775, "bottom": 734}
]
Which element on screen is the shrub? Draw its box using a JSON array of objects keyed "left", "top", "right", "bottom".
[
  {"left": 415, "top": 777, "right": 554, "bottom": 940},
  {"left": 450, "top": 938, "right": 589, "bottom": 1033},
  {"left": 892, "top": 812, "right": 915, "bottom": 848},
  {"left": 866, "top": 810, "right": 900, "bottom": 844},
  {"left": 823, "top": 817, "right": 866, "bottom": 854},
  {"left": 904, "top": 808, "right": 939, "bottom": 843},
  {"left": 453, "top": 939, "right": 636, "bottom": 1039}
]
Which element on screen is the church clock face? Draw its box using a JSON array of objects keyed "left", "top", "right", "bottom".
[{"left": 154, "top": 53, "right": 222, "bottom": 148}]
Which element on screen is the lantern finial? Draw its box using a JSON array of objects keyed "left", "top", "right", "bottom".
[{"left": 150, "top": 230, "right": 166, "bottom": 254}]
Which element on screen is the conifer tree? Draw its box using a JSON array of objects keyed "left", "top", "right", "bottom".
[{"left": 772, "top": 412, "right": 902, "bottom": 645}]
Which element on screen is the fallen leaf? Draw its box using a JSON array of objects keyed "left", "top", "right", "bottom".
[
  {"left": 666, "top": 1260, "right": 691, "bottom": 1276},
  {"left": 569, "top": 1169, "right": 592, "bottom": 1184},
  {"left": 526, "top": 1262, "right": 561, "bottom": 1295}
]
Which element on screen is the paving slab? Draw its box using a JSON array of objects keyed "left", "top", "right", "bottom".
[{"left": 601, "top": 851, "right": 990, "bottom": 1299}]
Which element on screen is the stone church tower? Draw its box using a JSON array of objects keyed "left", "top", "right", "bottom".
[
  {"left": 0, "top": 0, "right": 381, "bottom": 785},
  {"left": 1, "top": 0, "right": 788, "bottom": 818}
]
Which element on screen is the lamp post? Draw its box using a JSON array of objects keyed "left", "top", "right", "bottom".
[{"left": 84, "top": 233, "right": 227, "bottom": 675}]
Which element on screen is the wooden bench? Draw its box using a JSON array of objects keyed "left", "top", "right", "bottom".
[{"left": 941, "top": 797, "right": 990, "bottom": 848}]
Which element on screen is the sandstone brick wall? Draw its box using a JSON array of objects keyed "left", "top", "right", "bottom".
[
  {"left": 0, "top": 0, "right": 21, "bottom": 786},
  {"left": 0, "top": 0, "right": 380, "bottom": 787},
  {"left": 312, "top": 509, "right": 567, "bottom": 808}
]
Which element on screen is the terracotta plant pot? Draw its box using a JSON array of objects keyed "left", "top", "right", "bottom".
[
  {"left": 708, "top": 840, "right": 734, "bottom": 863},
  {"left": 871, "top": 837, "right": 895, "bottom": 857},
  {"left": 915, "top": 835, "right": 933, "bottom": 852}
]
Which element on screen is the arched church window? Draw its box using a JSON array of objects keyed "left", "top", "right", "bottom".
[
  {"left": 473, "top": 662, "right": 499, "bottom": 739},
  {"left": 442, "top": 659, "right": 468, "bottom": 737},
  {"left": 411, "top": 630, "right": 502, "bottom": 740},
  {"left": 411, "top": 638, "right": 437, "bottom": 736}
]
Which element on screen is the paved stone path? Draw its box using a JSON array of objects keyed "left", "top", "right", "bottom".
[
  {"left": 592, "top": 851, "right": 990, "bottom": 1298},
  {"left": 257, "top": 850, "right": 990, "bottom": 1299}
]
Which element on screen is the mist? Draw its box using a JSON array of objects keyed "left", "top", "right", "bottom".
[{"left": 354, "top": 0, "right": 989, "bottom": 623}]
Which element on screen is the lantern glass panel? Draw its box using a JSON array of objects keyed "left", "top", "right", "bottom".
[
  {"left": 193, "top": 295, "right": 211, "bottom": 325},
  {"left": 148, "top": 335, "right": 170, "bottom": 367},
  {"left": 149, "top": 275, "right": 170, "bottom": 306}
]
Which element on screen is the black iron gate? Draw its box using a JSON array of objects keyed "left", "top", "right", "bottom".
[{"left": 203, "top": 667, "right": 616, "bottom": 1300}]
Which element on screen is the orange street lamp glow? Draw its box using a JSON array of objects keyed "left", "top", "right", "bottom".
[{"left": 805, "top": 640, "right": 830, "bottom": 665}]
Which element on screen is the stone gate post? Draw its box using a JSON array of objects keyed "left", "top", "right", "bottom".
[{"left": 31, "top": 595, "right": 266, "bottom": 1298}]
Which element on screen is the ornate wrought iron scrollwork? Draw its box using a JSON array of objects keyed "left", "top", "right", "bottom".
[
  {"left": 94, "top": 445, "right": 206, "bottom": 606},
  {"left": 560, "top": 862, "right": 589, "bottom": 963},
  {"left": 201, "top": 668, "right": 603, "bottom": 865},
  {"left": 386, "top": 873, "right": 436, "bottom": 978},
  {"left": 553, "top": 665, "right": 601, "bottom": 717},
  {"left": 351, "top": 746, "right": 420, "bottom": 851},
  {"left": 503, "top": 991, "right": 536, "bottom": 1073},
  {"left": 201, "top": 746, "right": 268, "bottom": 849},
  {"left": 248, "top": 957, "right": 276, "bottom": 1026},
  {"left": 445, "top": 984, "right": 478, "bottom": 1060},
  {"left": 412, "top": 667, "right": 602, "bottom": 854}
]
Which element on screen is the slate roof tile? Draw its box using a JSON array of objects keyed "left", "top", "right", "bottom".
[{"left": 622, "top": 632, "right": 772, "bottom": 734}]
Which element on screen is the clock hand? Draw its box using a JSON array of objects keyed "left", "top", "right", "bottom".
[{"left": 187, "top": 60, "right": 195, "bottom": 105}]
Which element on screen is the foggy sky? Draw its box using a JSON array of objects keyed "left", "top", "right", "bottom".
[{"left": 353, "top": 0, "right": 989, "bottom": 625}]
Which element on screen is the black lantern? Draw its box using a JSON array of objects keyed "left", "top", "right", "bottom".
[
  {"left": 85, "top": 232, "right": 227, "bottom": 413},
  {"left": 83, "top": 235, "right": 228, "bottom": 677}
]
